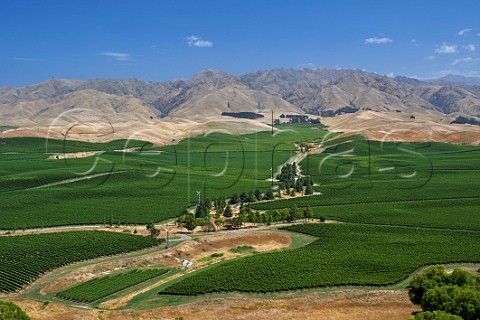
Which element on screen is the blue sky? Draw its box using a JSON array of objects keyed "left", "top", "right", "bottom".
[{"left": 1, "top": 0, "right": 479, "bottom": 87}]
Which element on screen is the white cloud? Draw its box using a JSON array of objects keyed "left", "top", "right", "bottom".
[
  {"left": 426, "top": 55, "right": 436, "bottom": 60},
  {"left": 364, "top": 37, "right": 393, "bottom": 44},
  {"left": 450, "top": 57, "right": 480, "bottom": 65},
  {"left": 435, "top": 42, "right": 458, "bottom": 54},
  {"left": 465, "top": 44, "right": 476, "bottom": 52},
  {"left": 386, "top": 72, "right": 394, "bottom": 78},
  {"left": 100, "top": 52, "right": 131, "bottom": 61},
  {"left": 186, "top": 35, "right": 213, "bottom": 48},
  {"left": 458, "top": 28, "right": 472, "bottom": 36}
]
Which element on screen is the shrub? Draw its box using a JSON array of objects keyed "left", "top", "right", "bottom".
[
  {"left": 412, "top": 311, "right": 462, "bottom": 320},
  {"left": 0, "top": 300, "right": 30, "bottom": 320}
]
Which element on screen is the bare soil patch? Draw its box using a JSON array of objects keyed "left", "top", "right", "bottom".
[
  {"left": 13, "top": 290, "right": 419, "bottom": 320},
  {"left": 323, "top": 110, "right": 480, "bottom": 145},
  {"left": 39, "top": 230, "right": 290, "bottom": 298}
]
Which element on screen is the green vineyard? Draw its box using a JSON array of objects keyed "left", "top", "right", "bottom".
[
  {"left": 159, "top": 223, "right": 480, "bottom": 295},
  {"left": 56, "top": 268, "right": 169, "bottom": 303},
  {"left": 0, "top": 231, "right": 162, "bottom": 293},
  {"left": 0, "top": 125, "right": 328, "bottom": 230}
]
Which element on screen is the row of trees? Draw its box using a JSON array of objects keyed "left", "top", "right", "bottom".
[
  {"left": 276, "top": 163, "right": 314, "bottom": 195},
  {"left": 192, "top": 189, "right": 276, "bottom": 220},
  {"left": 176, "top": 205, "right": 316, "bottom": 233},
  {"left": 229, "top": 189, "right": 275, "bottom": 205}
]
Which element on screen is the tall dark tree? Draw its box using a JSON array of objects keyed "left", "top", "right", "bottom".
[
  {"left": 223, "top": 204, "right": 233, "bottom": 217},
  {"left": 305, "top": 183, "right": 313, "bottom": 195},
  {"left": 287, "top": 205, "right": 300, "bottom": 223},
  {"left": 229, "top": 193, "right": 239, "bottom": 204},
  {"left": 146, "top": 222, "right": 160, "bottom": 237},
  {"left": 254, "top": 189, "right": 262, "bottom": 201},
  {"left": 304, "top": 206, "right": 314, "bottom": 222},
  {"left": 263, "top": 190, "right": 274, "bottom": 200},
  {"left": 178, "top": 214, "right": 197, "bottom": 233}
]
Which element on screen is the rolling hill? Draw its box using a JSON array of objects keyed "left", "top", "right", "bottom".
[{"left": 1, "top": 68, "right": 480, "bottom": 144}]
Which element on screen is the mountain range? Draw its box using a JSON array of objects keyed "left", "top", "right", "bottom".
[{"left": 1, "top": 68, "right": 480, "bottom": 125}]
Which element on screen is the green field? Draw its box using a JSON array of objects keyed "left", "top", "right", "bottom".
[
  {"left": 251, "top": 138, "right": 480, "bottom": 211},
  {"left": 0, "top": 124, "right": 330, "bottom": 229},
  {"left": 2, "top": 124, "right": 480, "bottom": 302},
  {"left": 157, "top": 136, "right": 480, "bottom": 296},
  {"left": 159, "top": 223, "right": 480, "bottom": 295},
  {"left": 0, "top": 231, "right": 162, "bottom": 293},
  {"left": 311, "top": 197, "right": 480, "bottom": 231},
  {"left": 56, "top": 268, "right": 169, "bottom": 303}
]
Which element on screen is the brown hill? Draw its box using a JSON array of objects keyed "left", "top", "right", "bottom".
[{"left": 1, "top": 68, "right": 480, "bottom": 144}]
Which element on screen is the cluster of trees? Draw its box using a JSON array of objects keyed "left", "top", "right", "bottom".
[
  {"left": 279, "top": 114, "right": 310, "bottom": 123},
  {"left": 229, "top": 189, "right": 274, "bottom": 205},
  {"left": 277, "top": 163, "right": 314, "bottom": 195},
  {"left": 451, "top": 116, "right": 480, "bottom": 126},
  {"left": 177, "top": 204, "right": 316, "bottom": 233},
  {"left": 265, "top": 205, "right": 314, "bottom": 223},
  {"left": 321, "top": 105, "right": 359, "bottom": 117},
  {"left": 0, "top": 301, "right": 30, "bottom": 320},
  {"left": 176, "top": 181, "right": 316, "bottom": 233},
  {"left": 221, "top": 111, "right": 264, "bottom": 119},
  {"left": 176, "top": 204, "right": 316, "bottom": 233},
  {"left": 409, "top": 265, "right": 480, "bottom": 320}
]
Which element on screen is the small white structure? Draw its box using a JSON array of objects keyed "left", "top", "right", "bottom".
[{"left": 182, "top": 259, "right": 193, "bottom": 269}]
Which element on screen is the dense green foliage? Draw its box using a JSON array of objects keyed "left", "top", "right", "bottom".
[
  {"left": 252, "top": 139, "right": 479, "bottom": 211},
  {"left": 0, "top": 124, "right": 329, "bottom": 229},
  {"left": 159, "top": 224, "right": 480, "bottom": 295},
  {"left": 0, "top": 231, "right": 161, "bottom": 293},
  {"left": 0, "top": 300, "right": 30, "bottom": 320},
  {"left": 309, "top": 198, "right": 480, "bottom": 231},
  {"left": 56, "top": 268, "right": 169, "bottom": 303},
  {"left": 451, "top": 116, "right": 480, "bottom": 126},
  {"left": 412, "top": 311, "right": 462, "bottom": 320},
  {"left": 221, "top": 111, "right": 264, "bottom": 119},
  {"left": 409, "top": 265, "right": 480, "bottom": 320}
]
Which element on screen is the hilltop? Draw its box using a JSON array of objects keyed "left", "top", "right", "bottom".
[{"left": 1, "top": 68, "right": 480, "bottom": 144}]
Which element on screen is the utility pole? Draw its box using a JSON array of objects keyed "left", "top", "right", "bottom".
[
  {"left": 271, "top": 109, "right": 274, "bottom": 135},
  {"left": 270, "top": 167, "right": 273, "bottom": 187},
  {"left": 165, "top": 229, "right": 170, "bottom": 248}
]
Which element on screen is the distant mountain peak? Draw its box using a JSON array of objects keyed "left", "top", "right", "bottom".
[
  {"left": 192, "top": 69, "right": 231, "bottom": 81},
  {"left": 1, "top": 68, "right": 480, "bottom": 121},
  {"left": 434, "top": 74, "right": 480, "bottom": 86}
]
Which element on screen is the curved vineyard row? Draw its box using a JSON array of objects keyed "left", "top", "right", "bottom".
[
  {"left": 0, "top": 231, "right": 162, "bottom": 293},
  {"left": 159, "top": 223, "right": 480, "bottom": 295},
  {"left": 56, "top": 268, "right": 169, "bottom": 303},
  {"left": 251, "top": 195, "right": 480, "bottom": 211}
]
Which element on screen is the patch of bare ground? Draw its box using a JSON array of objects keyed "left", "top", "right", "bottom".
[
  {"left": 0, "top": 115, "right": 274, "bottom": 145},
  {"left": 97, "top": 230, "right": 291, "bottom": 310},
  {"left": 13, "top": 290, "right": 419, "bottom": 320},
  {"left": 47, "top": 151, "right": 104, "bottom": 160},
  {"left": 323, "top": 110, "right": 480, "bottom": 145},
  {"left": 39, "top": 230, "right": 290, "bottom": 300}
]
